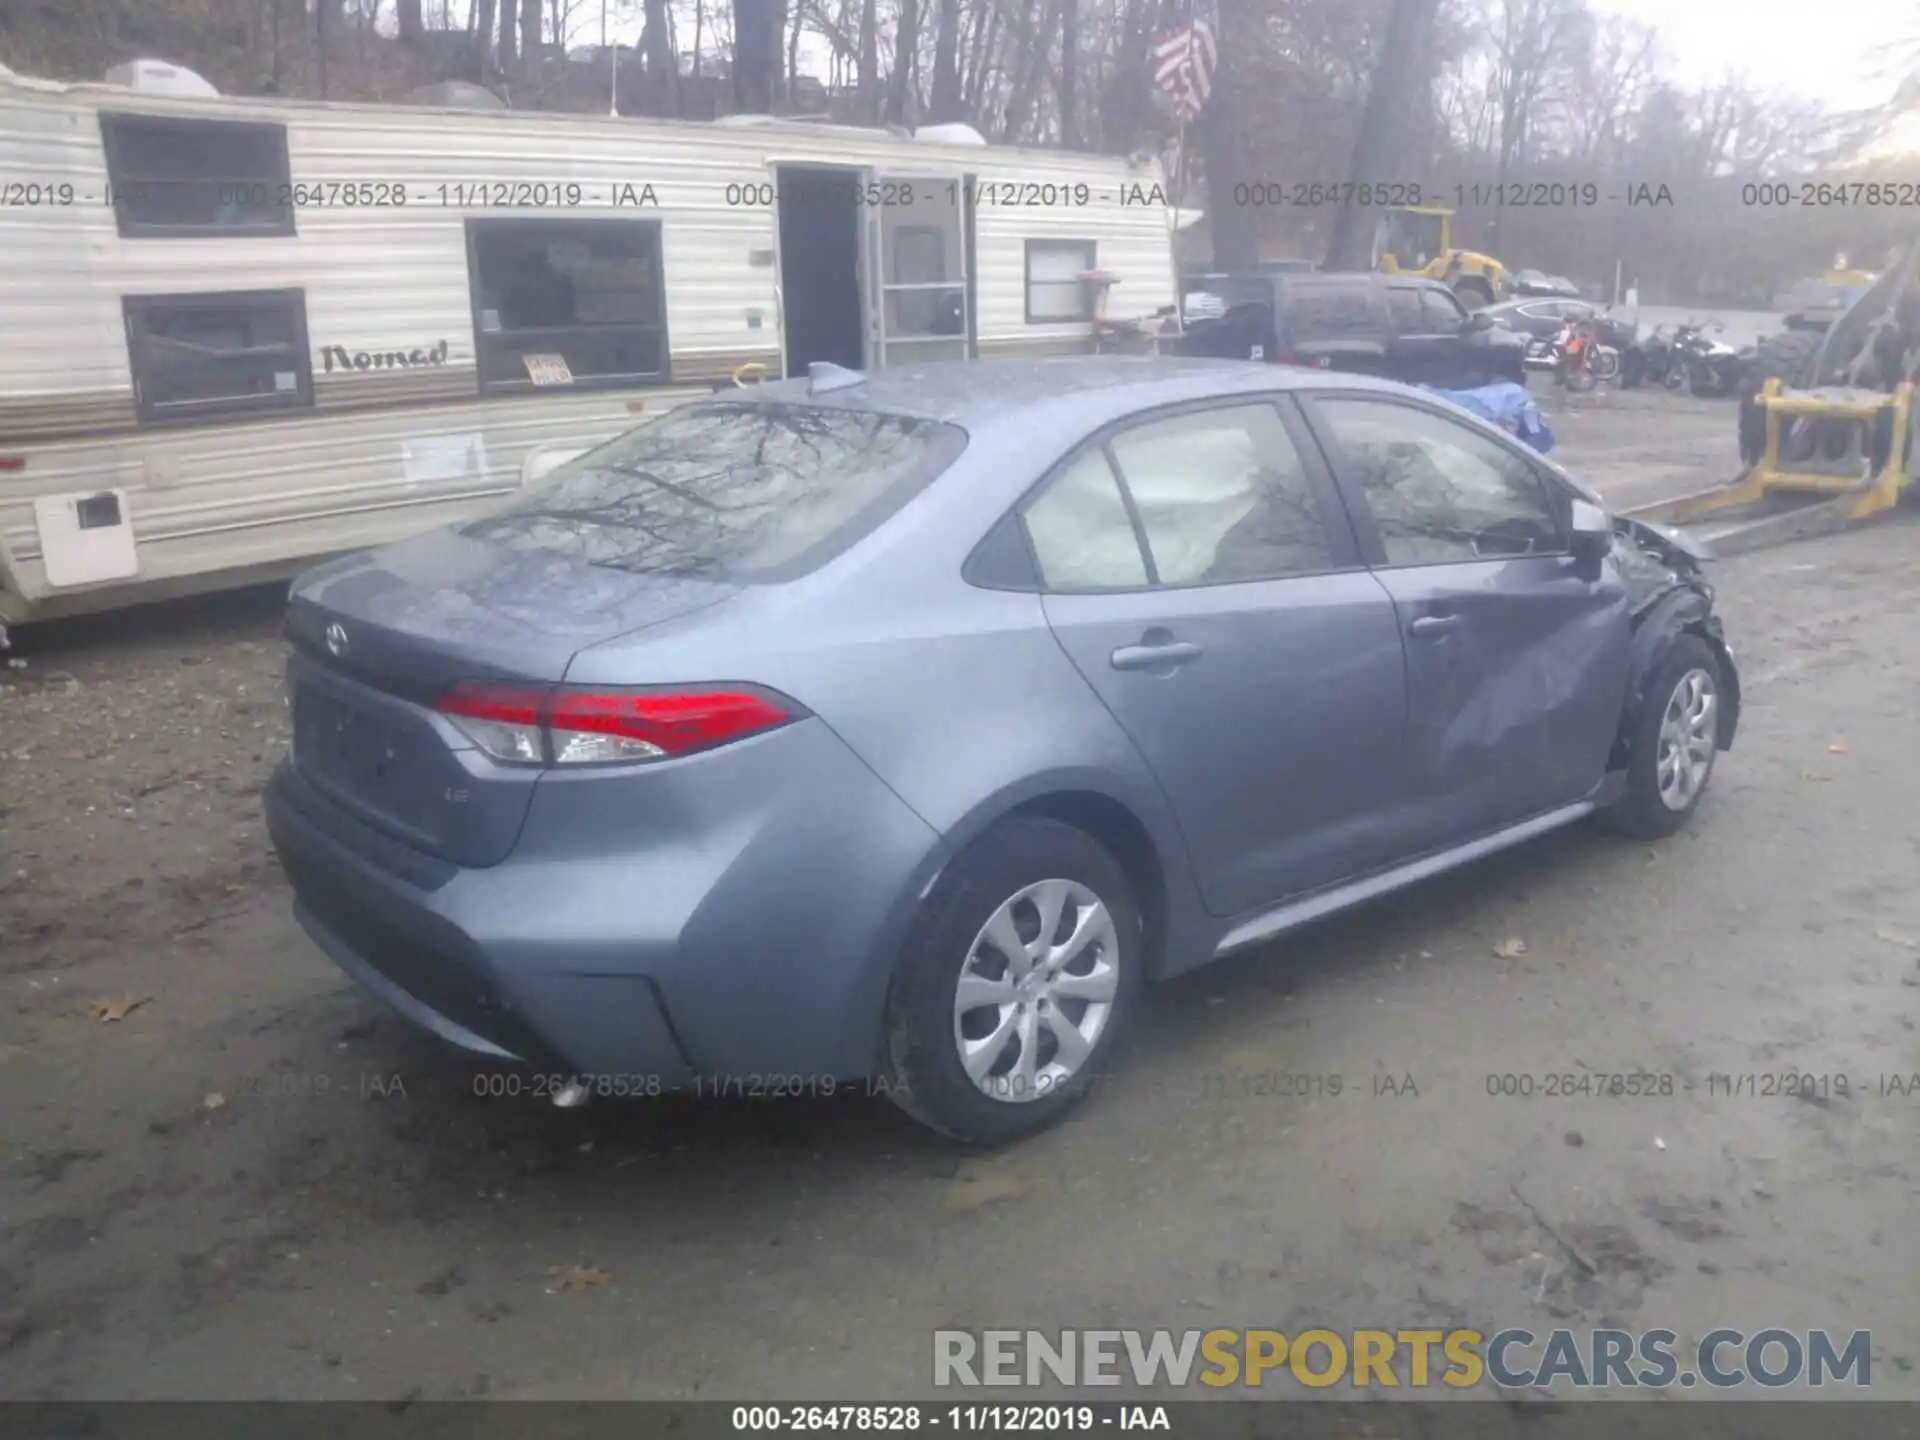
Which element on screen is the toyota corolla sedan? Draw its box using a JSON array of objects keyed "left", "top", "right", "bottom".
[{"left": 265, "top": 358, "right": 1739, "bottom": 1144}]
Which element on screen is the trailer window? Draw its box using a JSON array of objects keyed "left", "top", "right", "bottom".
[
  {"left": 1026, "top": 240, "right": 1097, "bottom": 323},
  {"left": 99, "top": 114, "right": 294, "bottom": 237},
  {"left": 123, "top": 290, "right": 314, "bottom": 426},
  {"left": 467, "top": 219, "right": 669, "bottom": 395}
]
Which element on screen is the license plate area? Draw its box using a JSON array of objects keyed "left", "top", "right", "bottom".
[
  {"left": 294, "top": 684, "right": 410, "bottom": 790},
  {"left": 287, "top": 658, "right": 467, "bottom": 855}
]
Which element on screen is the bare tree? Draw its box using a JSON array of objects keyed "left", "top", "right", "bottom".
[
  {"left": 1000, "top": 0, "right": 1059, "bottom": 141},
  {"left": 928, "top": 0, "right": 963, "bottom": 120},
  {"left": 522, "top": 0, "right": 542, "bottom": 65},
  {"left": 1485, "top": 0, "right": 1581, "bottom": 251},
  {"left": 884, "top": 0, "right": 919, "bottom": 123},
  {"left": 499, "top": 0, "right": 520, "bottom": 71},
  {"left": 1195, "top": 0, "right": 1263, "bottom": 268},
  {"left": 1058, "top": 0, "right": 1079, "bottom": 147},
  {"left": 396, "top": 0, "right": 425, "bottom": 45},
  {"left": 856, "top": 0, "right": 880, "bottom": 117},
  {"left": 474, "top": 0, "right": 497, "bottom": 76},
  {"left": 1558, "top": 12, "right": 1653, "bottom": 167},
  {"left": 641, "top": 0, "right": 678, "bottom": 111},
  {"left": 733, "top": 0, "right": 785, "bottom": 110},
  {"left": 1323, "top": 0, "right": 1442, "bottom": 268}
]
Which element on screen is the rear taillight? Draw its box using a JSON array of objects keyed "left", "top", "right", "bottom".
[{"left": 437, "top": 683, "right": 795, "bottom": 767}]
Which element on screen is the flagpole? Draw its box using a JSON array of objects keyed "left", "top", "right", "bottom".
[{"left": 606, "top": 0, "right": 619, "bottom": 116}]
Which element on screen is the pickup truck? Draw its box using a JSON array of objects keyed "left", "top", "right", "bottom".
[{"left": 1173, "top": 270, "right": 1530, "bottom": 389}]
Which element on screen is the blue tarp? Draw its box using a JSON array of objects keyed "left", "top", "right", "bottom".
[{"left": 1423, "top": 382, "right": 1557, "bottom": 454}]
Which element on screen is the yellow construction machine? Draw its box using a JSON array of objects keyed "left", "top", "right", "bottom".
[
  {"left": 1372, "top": 206, "right": 1509, "bottom": 308},
  {"left": 1621, "top": 243, "right": 1920, "bottom": 554}
]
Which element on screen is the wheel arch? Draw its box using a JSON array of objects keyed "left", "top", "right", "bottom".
[
  {"left": 1610, "top": 590, "right": 1740, "bottom": 771},
  {"left": 921, "top": 770, "right": 1204, "bottom": 979}
]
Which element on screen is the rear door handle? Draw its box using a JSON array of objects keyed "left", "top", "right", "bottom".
[
  {"left": 1409, "top": 614, "right": 1459, "bottom": 638},
  {"left": 1110, "top": 640, "right": 1203, "bottom": 671}
]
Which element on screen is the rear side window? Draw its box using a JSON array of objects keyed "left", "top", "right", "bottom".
[
  {"left": 1108, "top": 405, "right": 1338, "bottom": 585},
  {"left": 1021, "top": 403, "right": 1341, "bottom": 592},
  {"left": 463, "top": 403, "right": 965, "bottom": 581},
  {"left": 1284, "top": 282, "right": 1380, "bottom": 341},
  {"left": 1386, "top": 288, "right": 1422, "bottom": 331}
]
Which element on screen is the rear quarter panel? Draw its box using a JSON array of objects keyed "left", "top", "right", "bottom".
[{"left": 559, "top": 414, "right": 1224, "bottom": 982}]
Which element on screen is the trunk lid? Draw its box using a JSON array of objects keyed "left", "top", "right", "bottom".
[{"left": 284, "top": 526, "right": 739, "bottom": 867}]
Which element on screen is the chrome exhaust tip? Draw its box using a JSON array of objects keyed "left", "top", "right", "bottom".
[{"left": 550, "top": 1079, "right": 591, "bottom": 1109}]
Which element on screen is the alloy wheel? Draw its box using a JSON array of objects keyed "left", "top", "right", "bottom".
[{"left": 1656, "top": 667, "right": 1718, "bottom": 811}]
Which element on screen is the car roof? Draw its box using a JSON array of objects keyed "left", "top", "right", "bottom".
[{"left": 707, "top": 357, "right": 1414, "bottom": 428}]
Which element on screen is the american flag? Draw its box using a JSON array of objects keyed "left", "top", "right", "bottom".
[{"left": 1151, "top": 0, "right": 1219, "bottom": 121}]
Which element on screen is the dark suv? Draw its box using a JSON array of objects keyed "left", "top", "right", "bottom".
[{"left": 1175, "top": 271, "right": 1529, "bottom": 389}]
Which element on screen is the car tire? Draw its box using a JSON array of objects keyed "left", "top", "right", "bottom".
[
  {"left": 879, "top": 817, "right": 1144, "bottom": 1145},
  {"left": 1600, "top": 636, "right": 1724, "bottom": 841}
]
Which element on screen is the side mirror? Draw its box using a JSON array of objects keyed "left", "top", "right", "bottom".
[
  {"left": 1468, "top": 310, "right": 1496, "bottom": 331},
  {"left": 521, "top": 444, "right": 588, "bottom": 488},
  {"left": 1569, "top": 498, "right": 1612, "bottom": 575}
]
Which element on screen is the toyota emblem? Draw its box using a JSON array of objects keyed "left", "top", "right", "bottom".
[{"left": 324, "top": 621, "right": 349, "bottom": 659}]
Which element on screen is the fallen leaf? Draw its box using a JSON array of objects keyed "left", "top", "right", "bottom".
[
  {"left": 203, "top": 1092, "right": 227, "bottom": 1111},
  {"left": 1874, "top": 929, "right": 1920, "bottom": 950},
  {"left": 943, "top": 1158, "right": 1027, "bottom": 1212},
  {"left": 1827, "top": 742, "right": 1850, "bottom": 755},
  {"left": 1654, "top": 1136, "right": 1667, "bottom": 1151},
  {"left": 92, "top": 994, "right": 150, "bottom": 1023},
  {"left": 545, "top": 1265, "right": 610, "bottom": 1292},
  {"left": 1493, "top": 938, "right": 1528, "bottom": 959}
]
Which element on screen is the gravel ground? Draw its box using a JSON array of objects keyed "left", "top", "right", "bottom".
[{"left": 2, "top": 388, "right": 1916, "bottom": 1402}]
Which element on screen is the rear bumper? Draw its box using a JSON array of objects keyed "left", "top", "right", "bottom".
[{"left": 265, "top": 717, "right": 946, "bottom": 1084}]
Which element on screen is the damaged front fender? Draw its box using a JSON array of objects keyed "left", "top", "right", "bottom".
[{"left": 1607, "top": 519, "right": 1742, "bottom": 769}]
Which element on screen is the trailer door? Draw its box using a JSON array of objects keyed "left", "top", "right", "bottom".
[{"left": 864, "top": 173, "right": 971, "bottom": 368}]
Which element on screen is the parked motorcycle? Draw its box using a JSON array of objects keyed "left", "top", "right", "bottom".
[
  {"left": 1628, "top": 324, "right": 1685, "bottom": 390},
  {"left": 1675, "top": 320, "right": 1746, "bottom": 398},
  {"left": 1550, "top": 317, "right": 1621, "bottom": 391}
]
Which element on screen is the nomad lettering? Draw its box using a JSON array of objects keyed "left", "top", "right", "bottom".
[{"left": 321, "top": 340, "right": 450, "bottom": 372}]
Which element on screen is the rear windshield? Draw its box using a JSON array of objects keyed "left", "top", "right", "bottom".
[{"left": 462, "top": 402, "right": 967, "bottom": 580}]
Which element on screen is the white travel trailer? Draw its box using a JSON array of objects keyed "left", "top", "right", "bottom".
[{"left": 0, "top": 62, "right": 1179, "bottom": 629}]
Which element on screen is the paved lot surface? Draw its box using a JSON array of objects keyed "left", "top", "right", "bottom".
[{"left": 2, "top": 387, "right": 1916, "bottom": 1401}]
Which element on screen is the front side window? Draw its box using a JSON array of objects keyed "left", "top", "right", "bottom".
[
  {"left": 1108, "top": 404, "right": 1339, "bottom": 586},
  {"left": 1310, "top": 397, "right": 1565, "bottom": 565},
  {"left": 1025, "top": 240, "right": 1097, "bottom": 323},
  {"left": 100, "top": 114, "right": 294, "bottom": 237},
  {"left": 467, "top": 219, "right": 667, "bottom": 394},
  {"left": 123, "top": 289, "right": 313, "bottom": 425},
  {"left": 462, "top": 403, "right": 964, "bottom": 580}
]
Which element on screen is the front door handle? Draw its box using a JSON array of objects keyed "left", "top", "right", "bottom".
[
  {"left": 1110, "top": 639, "right": 1203, "bottom": 671},
  {"left": 1409, "top": 613, "right": 1459, "bottom": 638}
]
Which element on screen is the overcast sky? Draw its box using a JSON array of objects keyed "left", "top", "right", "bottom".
[{"left": 1590, "top": 0, "right": 1913, "bottom": 107}]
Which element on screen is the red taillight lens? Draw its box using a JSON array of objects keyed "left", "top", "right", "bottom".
[{"left": 436, "top": 683, "right": 794, "bottom": 767}]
